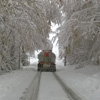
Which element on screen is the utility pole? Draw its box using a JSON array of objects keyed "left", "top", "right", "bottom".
[
  {"left": 18, "top": 45, "right": 21, "bottom": 69},
  {"left": 64, "top": 47, "right": 67, "bottom": 66},
  {"left": 64, "top": 55, "right": 66, "bottom": 66}
]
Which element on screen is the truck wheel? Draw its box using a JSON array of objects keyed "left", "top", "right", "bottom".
[{"left": 37, "top": 69, "right": 40, "bottom": 71}]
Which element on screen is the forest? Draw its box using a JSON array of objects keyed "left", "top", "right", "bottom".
[{"left": 0, "top": 0, "right": 100, "bottom": 72}]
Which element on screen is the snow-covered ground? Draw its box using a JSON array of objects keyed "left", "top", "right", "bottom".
[
  {"left": 0, "top": 58, "right": 100, "bottom": 100},
  {"left": 56, "top": 64, "right": 100, "bottom": 100},
  {"left": 0, "top": 68, "right": 37, "bottom": 100}
]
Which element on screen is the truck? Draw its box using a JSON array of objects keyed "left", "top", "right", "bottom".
[{"left": 37, "top": 50, "right": 56, "bottom": 72}]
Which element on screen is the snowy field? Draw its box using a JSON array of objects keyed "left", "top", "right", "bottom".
[{"left": 0, "top": 58, "right": 100, "bottom": 100}]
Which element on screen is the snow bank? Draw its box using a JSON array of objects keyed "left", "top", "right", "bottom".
[
  {"left": 0, "top": 68, "right": 36, "bottom": 100},
  {"left": 56, "top": 65, "right": 100, "bottom": 100}
]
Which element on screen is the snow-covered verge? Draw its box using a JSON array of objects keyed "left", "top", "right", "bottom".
[
  {"left": 56, "top": 64, "right": 100, "bottom": 100},
  {"left": 0, "top": 68, "right": 37, "bottom": 100}
]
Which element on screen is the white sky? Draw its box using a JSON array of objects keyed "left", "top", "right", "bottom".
[
  {"left": 49, "top": 22, "right": 59, "bottom": 58},
  {"left": 34, "top": 22, "right": 59, "bottom": 59},
  {"left": 49, "top": 33, "right": 59, "bottom": 59}
]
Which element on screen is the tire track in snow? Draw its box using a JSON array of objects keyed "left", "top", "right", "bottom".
[
  {"left": 38, "top": 72, "right": 70, "bottom": 100},
  {"left": 20, "top": 72, "right": 87, "bottom": 100},
  {"left": 20, "top": 72, "right": 41, "bottom": 100},
  {"left": 53, "top": 73, "right": 87, "bottom": 100}
]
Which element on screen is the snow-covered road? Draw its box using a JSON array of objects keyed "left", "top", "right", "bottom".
[
  {"left": 20, "top": 72, "right": 76, "bottom": 100},
  {"left": 38, "top": 72, "right": 70, "bottom": 100},
  {"left": 0, "top": 63, "right": 100, "bottom": 100}
]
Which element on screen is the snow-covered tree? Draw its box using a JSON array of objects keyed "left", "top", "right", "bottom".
[
  {"left": 0, "top": 0, "right": 59, "bottom": 72},
  {"left": 58, "top": 0, "right": 100, "bottom": 65},
  {"left": 0, "top": 0, "right": 100, "bottom": 73}
]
